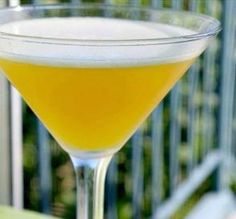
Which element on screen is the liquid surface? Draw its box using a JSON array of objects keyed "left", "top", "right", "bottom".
[
  {"left": 0, "top": 17, "right": 203, "bottom": 66},
  {"left": 0, "top": 17, "right": 172, "bottom": 40},
  {"left": 0, "top": 17, "right": 202, "bottom": 153}
]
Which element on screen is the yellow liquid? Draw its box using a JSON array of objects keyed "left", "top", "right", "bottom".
[{"left": 0, "top": 58, "right": 193, "bottom": 151}]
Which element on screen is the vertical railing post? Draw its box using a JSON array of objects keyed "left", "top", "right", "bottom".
[
  {"left": 31, "top": 0, "right": 53, "bottom": 214},
  {"left": 129, "top": 1, "right": 144, "bottom": 218},
  {"left": 218, "top": 0, "right": 236, "bottom": 190},
  {"left": 201, "top": 0, "right": 217, "bottom": 158},
  {"left": 7, "top": 0, "right": 24, "bottom": 210},
  {"left": 151, "top": 104, "right": 164, "bottom": 213},
  {"left": 102, "top": 1, "right": 118, "bottom": 218},
  {"left": 37, "top": 121, "right": 52, "bottom": 213},
  {"left": 187, "top": 0, "right": 200, "bottom": 176},
  {"left": 105, "top": 157, "right": 118, "bottom": 219},
  {"left": 169, "top": 0, "right": 183, "bottom": 195},
  {"left": 10, "top": 88, "right": 23, "bottom": 209},
  {"left": 132, "top": 128, "right": 144, "bottom": 219},
  {"left": 150, "top": 1, "right": 163, "bottom": 216},
  {"left": 0, "top": 67, "right": 11, "bottom": 205}
]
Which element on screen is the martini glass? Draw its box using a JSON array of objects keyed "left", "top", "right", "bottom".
[{"left": 0, "top": 3, "right": 220, "bottom": 219}]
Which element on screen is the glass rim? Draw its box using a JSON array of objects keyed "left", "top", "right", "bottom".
[{"left": 0, "top": 3, "right": 221, "bottom": 46}]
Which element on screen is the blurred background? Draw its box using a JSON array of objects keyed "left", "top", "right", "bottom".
[{"left": 0, "top": 0, "right": 236, "bottom": 219}]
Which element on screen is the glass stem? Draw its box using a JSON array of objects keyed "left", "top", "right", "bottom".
[{"left": 70, "top": 154, "right": 113, "bottom": 219}]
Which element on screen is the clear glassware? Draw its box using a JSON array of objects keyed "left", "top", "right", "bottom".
[{"left": 0, "top": 3, "right": 220, "bottom": 219}]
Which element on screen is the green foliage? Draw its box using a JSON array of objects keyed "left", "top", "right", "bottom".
[{"left": 21, "top": 0, "right": 31, "bottom": 4}]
